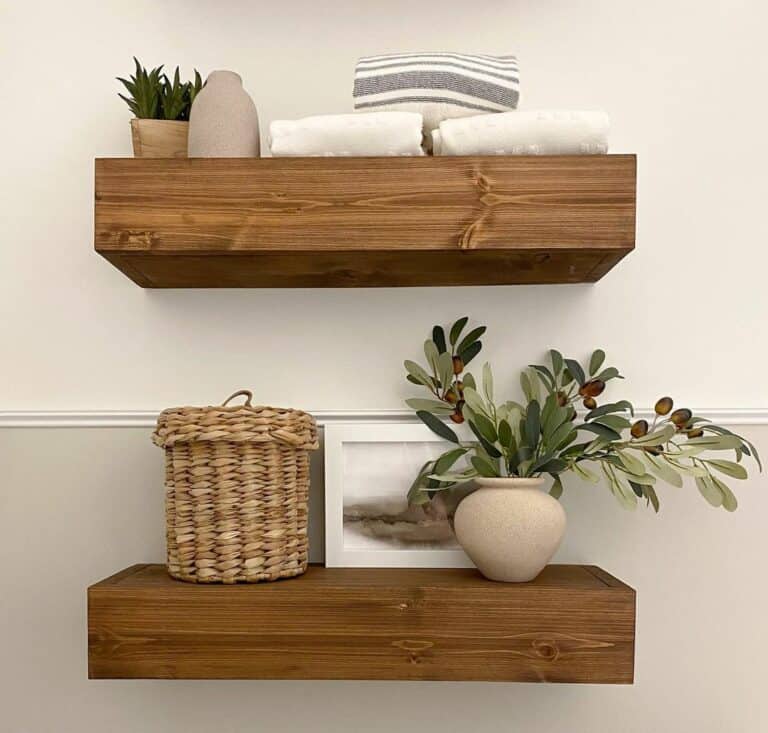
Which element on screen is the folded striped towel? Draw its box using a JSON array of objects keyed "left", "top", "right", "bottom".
[
  {"left": 431, "top": 110, "right": 610, "bottom": 156},
  {"left": 269, "top": 112, "right": 424, "bottom": 157},
  {"left": 353, "top": 52, "right": 520, "bottom": 138}
]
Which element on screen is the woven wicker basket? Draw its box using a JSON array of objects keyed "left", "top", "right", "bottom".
[{"left": 152, "top": 390, "right": 318, "bottom": 583}]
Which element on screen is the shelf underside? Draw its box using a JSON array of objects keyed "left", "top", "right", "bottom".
[
  {"left": 88, "top": 564, "right": 636, "bottom": 682},
  {"left": 94, "top": 155, "right": 636, "bottom": 288}
]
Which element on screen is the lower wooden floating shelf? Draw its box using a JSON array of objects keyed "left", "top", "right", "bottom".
[{"left": 88, "top": 564, "right": 635, "bottom": 682}]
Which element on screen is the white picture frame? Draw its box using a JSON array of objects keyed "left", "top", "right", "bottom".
[{"left": 324, "top": 422, "right": 474, "bottom": 568}]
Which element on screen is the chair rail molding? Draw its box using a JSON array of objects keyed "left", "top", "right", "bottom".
[{"left": 1, "top": 408, "right": 766, "bottom": 428}]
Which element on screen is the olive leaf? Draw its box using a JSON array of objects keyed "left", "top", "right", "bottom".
[
  {"left": 404, "top": 360, "right": 432, "bottom": 388},
  {"left": 589, "top": 349, "right": 606, "bottom": 376},
  {"left": 482, "top": 362, "right": 494, "bottom": 402},
  {"left": 564, "top": 358, "right": 586, "bottom": 386},
  {"left": 696, "top": 475, "right": 723, "bottom": 507},
  {"left": 549, "top": 349, "right": 564, "bottom": 377},
  {"left": 405, "top": 398, "right": 456, "bottom": 415},
  {"left": 415, "top": 411, "right": 459, "bottom": 443},
  {"left": 460, "top": 341, "right": 482, "bottom": 367},
  {"left": 471, "top": 454, "right": 498, "bottom": 477},
  {"left": 704, "top": 459, "right": 748, "bottom": 480},
  {"left": 449, "top": 317, "right": 469, "bottom": 346},
  {"left": 432, "top": 326, "right": 447, "bottom": 354},
  {"left": 456, "top": 327, "right": 486, "bottom": 357}
]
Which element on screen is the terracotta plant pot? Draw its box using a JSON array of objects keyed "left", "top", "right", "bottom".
[
  {"left": 130, "top": 119, "right": 188, "bottom": 158},
  {"left": 453, "top": 477, "right": 566, "bottom": 582}
]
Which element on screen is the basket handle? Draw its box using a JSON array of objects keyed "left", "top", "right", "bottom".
[{"left": 222, "top": 390, "right": 253, "bottom": 407}]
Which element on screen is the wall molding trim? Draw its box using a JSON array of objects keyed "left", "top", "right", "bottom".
[{"left": 1, "top": 408, "right": 767, "bottom": 429}]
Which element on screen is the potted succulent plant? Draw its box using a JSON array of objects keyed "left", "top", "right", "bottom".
[
  {"left": 404, "top": 317, "right": 761, "bottom": 582},
  {"left": 117, "top": 58, "right": 203, "bottom": 158}
]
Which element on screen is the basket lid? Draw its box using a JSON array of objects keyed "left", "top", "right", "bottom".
[{"left": 152, "top": 390, "right": 319, "bottom": 450}]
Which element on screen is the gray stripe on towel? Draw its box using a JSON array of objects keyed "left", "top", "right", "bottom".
[
  {"left": 354, "top": 71, "right": 519, "bottom": 106},
  {"left": 358, "top": 52, "right": 518, "bottom": 70},
  {"left": 356, "top": 59, "right": 519, "bottom": 82},
  {"left": 354, "top": 96, "right": 505, "bottom": 114}
]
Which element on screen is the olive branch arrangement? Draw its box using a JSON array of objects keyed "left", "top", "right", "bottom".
[
  {"left": 117, "top": 57, "right": 203, "bottom": 120},
  {"left": 404, "top": 317, "right": 761, "bottom": 512}
]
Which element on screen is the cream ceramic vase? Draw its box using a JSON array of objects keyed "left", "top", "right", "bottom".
[
  {"left": 188, "top": 70, "right": 260, "bottom": 157},
  {"left": 454, "top": 477, "right": 566, "bottom": 582}
]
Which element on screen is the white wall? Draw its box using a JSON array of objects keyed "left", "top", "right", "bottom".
[
  {"left": 2, "top": 1, "right": 767, "bottom": 731},
  {"left": 2, "top": 0, "right": 767, "bottom": 410}
]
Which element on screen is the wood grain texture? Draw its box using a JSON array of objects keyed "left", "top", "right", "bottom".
[
  {"left": 88, "top": 564, "right": 635, "bottom": 682},
  {"left": 94, "top": 155, "right": 636, "bottom": 287}
]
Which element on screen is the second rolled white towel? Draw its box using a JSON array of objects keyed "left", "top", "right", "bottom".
[
  {"left": 270, "top": 111, "right": 424, "bottom": 157},
  {"left": 432, "top": 110, "right": 610, "bottom": 156}
]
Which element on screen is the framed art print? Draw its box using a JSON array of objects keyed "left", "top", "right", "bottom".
[{"left": 324, "top": 422, "right": 474, "bottom": 568}]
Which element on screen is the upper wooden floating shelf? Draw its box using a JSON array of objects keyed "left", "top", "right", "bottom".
[
  {"left": 94, "top": 155, "right": 636, "bottom": 288},
  {"left": 88, "top": 564, "right": 635, "bottom": 682}
]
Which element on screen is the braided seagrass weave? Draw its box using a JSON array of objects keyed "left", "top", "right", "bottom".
[{"left": 153, "top": 390, "right": 318, "bottom": 583}]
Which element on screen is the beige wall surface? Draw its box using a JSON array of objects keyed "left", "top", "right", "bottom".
[
  {"left": 1, "top": 426, "right": 767, "bottom": 733},
  {"left": 2, "top": 0, "right": 767, "bottom": 731}
]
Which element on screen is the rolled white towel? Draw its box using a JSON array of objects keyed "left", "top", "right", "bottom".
[
  {"left": 269, "top": 111, "right": 424, "bottom": 157},
  {"left": 432, "top": 110, "right": 610, "bottom": 156}
]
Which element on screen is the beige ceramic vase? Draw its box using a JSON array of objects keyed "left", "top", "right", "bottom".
[
  {"left": 188, "top": 70, "right": 260, "bottom": 157},
  {"left": 453, "top": 477, "right": 566, "bottom": 582}
]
